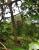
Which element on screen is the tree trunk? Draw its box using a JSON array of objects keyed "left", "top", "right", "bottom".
[{"left": 9, "top": 3, "right": 17, "bottom": 45}]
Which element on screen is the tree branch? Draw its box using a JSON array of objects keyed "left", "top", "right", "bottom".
[{"left": 0, "top": 42, "right": 7, "bottom": 50}]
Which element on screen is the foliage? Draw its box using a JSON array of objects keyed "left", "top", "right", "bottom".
[{"left": 0, "top": 0, "right": 39, "bottom": 50}]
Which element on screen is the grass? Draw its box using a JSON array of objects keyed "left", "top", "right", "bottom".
[{"left": 12, "top": 47, "right": 24, "bottom": 50}]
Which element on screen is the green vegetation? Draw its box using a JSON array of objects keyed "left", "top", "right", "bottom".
[{"left": 0, "top": 0, "right": 39, "bottom": 50}]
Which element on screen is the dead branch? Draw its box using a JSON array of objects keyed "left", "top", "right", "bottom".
[{"left": 0, "top": 42, "right": 7, "bottom": 50}]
